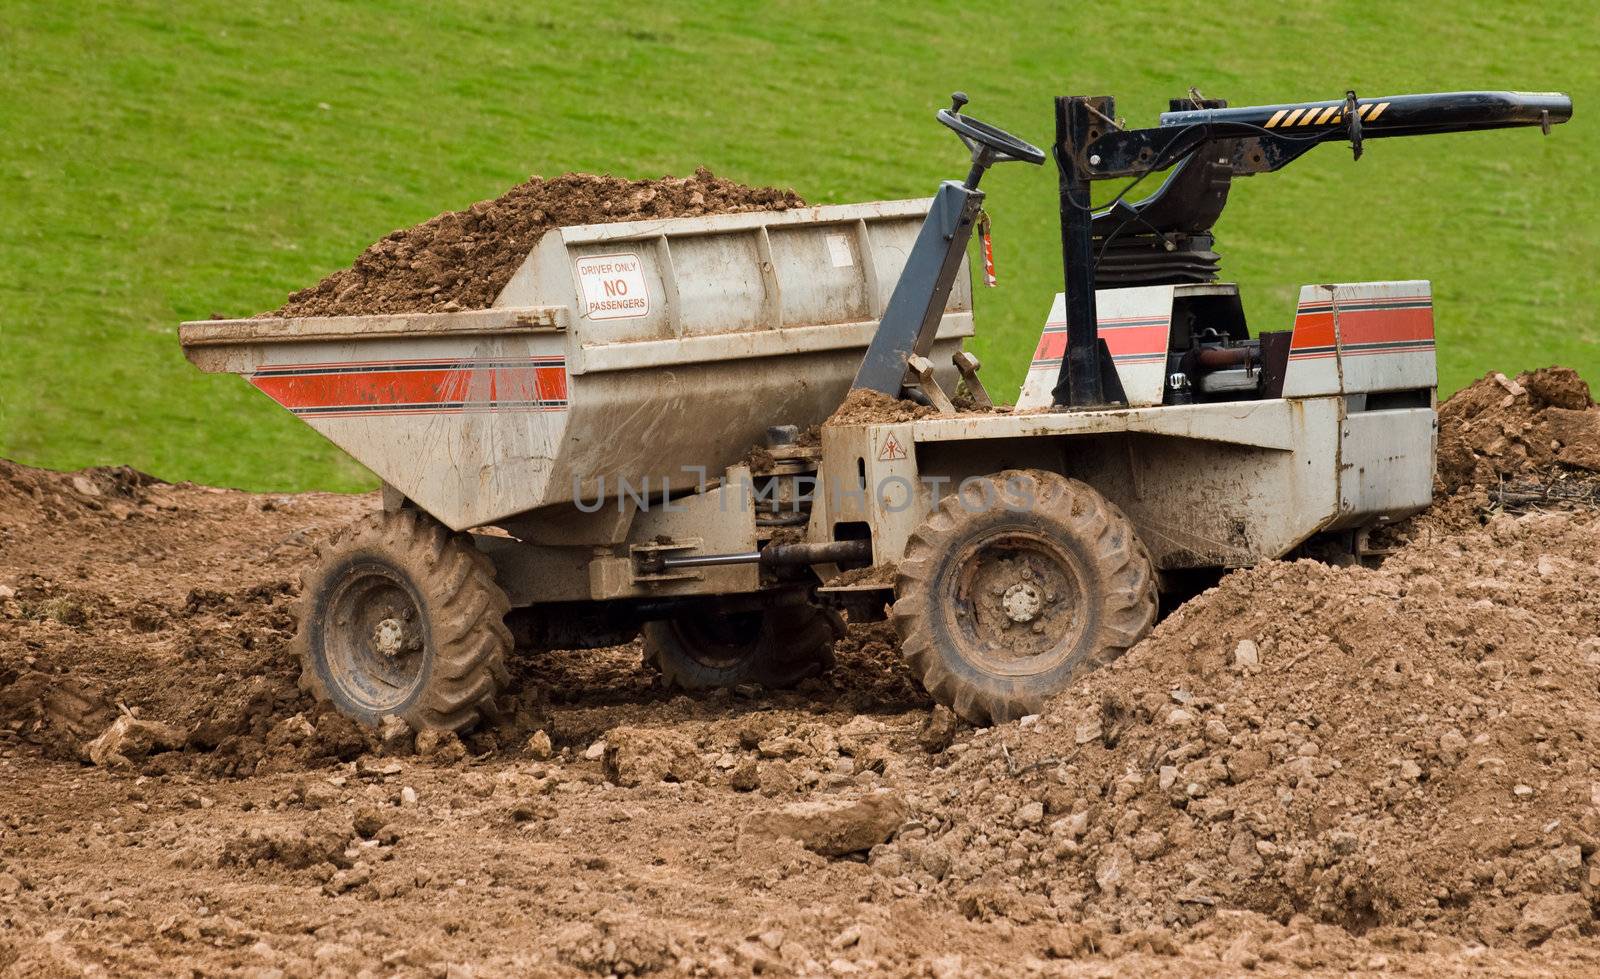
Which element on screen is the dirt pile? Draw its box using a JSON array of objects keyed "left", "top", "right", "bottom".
[
  {"left": 0, "top": 460, "right": 366, "bottom": 770},
  {"left": 826, "top": 388, "right": 1012, "bottom": 426},
  {"left": 888, "top": 501, "right": 1600, "bottom": 949},
  {"left": 828, "top": 389, "right": 936, "bottom": 425},
  {"left": 266, "top": 168, "right": 804, "bottom": 318},
  {"left": 1437, "top": 366, "right": 1598, "bottom": 493}
]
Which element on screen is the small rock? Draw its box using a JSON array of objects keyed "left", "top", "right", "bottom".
[
  {"left": 82, "top": 712, "right": 187, "bottom": 768},
  {"left": 376, "top": 716, "right": 414, "bottom": 756},
  {"left": 729, "top": 758, "right": 759, "bottom": 792},
  {"left": 1514, "top": 784, "right": 1535, "bottom": 799},
  {"left": 71, "top": 475, "right": 102, "bottom": 497},
  {"left": 583, "top": 740, "right": 607, "bottom": 761},
  {"left": 352, "top": 808, "right": 387, "bottom": 839},
  {"left": 918, "top": 707, "right": 958, "bottom": 753},
  {"left": 1094, "top": 845, "right": 1130, "bottom": 895},
  {"left": 399, "top": 786, "right": 418, "bottom": 808},
  {"left": 1516, "top": 893, "right": 1591, "bottom": 946},
  {"left": 1158, "top": 765, "right": 1179, "bottom": 791},
  {"left": 290, "top": 780, "right": 341, "bottom": 810},
  {"left": 1492, "top": 371, "right": 1526, "bottom": 397},
  {"left": 0, "top": 585, "right": 15, "bottom": 601},
  {"left": 526, "top": 730, "right": 554, "bottom": 761},
  {"left": 356, "top": 757, "right": 403, "bottom": 777},
  {"left": 1016, "top": 801, "right": 1045, "bottom": 826},
  {"left": 1073, "top": 717, "right": 1103, "bottom": 745},
  {"left": 603, "top": 727, "right": 702, "bottom": 786},
  {"left": 838, "top": 716, "right": 888, "bottom": 739},
  {"left": 414, "top": 729, "right": 466, "bottom": 764},
  {"left": 1165, "top": 708, "right": 1194, "bottom": 727},
  {"left": 1228, "top": 830, "right": 1264, "bottom": 873},
  {"left": 1233, "top": 640, "right": 1260, "bottom": 669},
  {"left": 1554, "top": 845, "right": 1584, "bottom": 872},
  {"left": 738, "top": 790, "right": 905, "bottom": 857},
  {"left": 758, "top": 761, "right": 799, "bottom": 797},
  {"left": 323, "top": 865, "right": 372, "bottom": 896},
  {"left": 1131, "top": 831, "right": 1167, "bottom": 860},
  {"left": 1227, "top": 749, "right": 1270, "bottom": 783},
  {"left": 1398, "top": 759, "right": 1423, "bottom": 781}
]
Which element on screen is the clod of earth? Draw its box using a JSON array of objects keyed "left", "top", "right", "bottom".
[
  {"left": 82, "top": 710, "right": 187, "bottom": 768},
  {"left": 738, "top": 790, "right": 906, "bottom": 857},
  {"left": 602, "top": 726, "right": 702, "bottom": 786}
]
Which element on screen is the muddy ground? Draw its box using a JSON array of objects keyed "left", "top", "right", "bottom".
[{"left": 4, "top": 368, "right": 1600, "bottom": 976}]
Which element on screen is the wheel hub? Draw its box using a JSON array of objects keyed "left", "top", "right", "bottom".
[
  {"left": 947, "top": 530, "right": 1089, "bottom": 676},
  {"left": 373, "top": 617, "right": 407, "bottom": 657},
  {"left": 1002, "top": 581, "right": 1045, "bottom": 623},
  {"left": 320, "top": 564, "right": 428, "bottom": 713}
]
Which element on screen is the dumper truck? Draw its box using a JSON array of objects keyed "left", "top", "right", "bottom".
[{"left": 181, "top": 87, "right": 1571, "bottom": 728}]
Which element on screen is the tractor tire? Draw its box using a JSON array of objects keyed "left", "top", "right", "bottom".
[
  {"left": 892, "top": 470, "right": 1157, "bottom": 725},
  {"left": 643, "top": 603, "right": 843, "bottom": 691},
  {"left": 294, "top": 508, "right": 512, "bottom": 732}
]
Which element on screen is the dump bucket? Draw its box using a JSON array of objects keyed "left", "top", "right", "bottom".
[{"left": 182, "top": 200, "right": 972, "bottom": 530}]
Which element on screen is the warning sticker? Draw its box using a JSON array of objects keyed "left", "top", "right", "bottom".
[
  {"left": 576, "top": 253, "right": 650, "bottom": 320},
  {"left": 876, "top": 433, "right": 907, "bottom": 462}
]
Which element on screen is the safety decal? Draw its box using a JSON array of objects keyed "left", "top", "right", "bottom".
[
  {"left": 1264, "top": 101, "right": 1390, "bottom": 128},
  {"left": 876, "top": 434, "right": 908, "bottom": 462}
]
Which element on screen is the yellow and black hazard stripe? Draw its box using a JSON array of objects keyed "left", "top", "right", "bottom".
[{"left": 1263, "top": 101, "right": 1391, "bottom": 128}]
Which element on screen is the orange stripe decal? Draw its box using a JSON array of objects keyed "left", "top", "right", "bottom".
[
  {"left": 251, "top": 363, "right": 569, "bottom": 413},
  {"left": 1289, "top": 306, "right": 1435, "bottom": 351}
]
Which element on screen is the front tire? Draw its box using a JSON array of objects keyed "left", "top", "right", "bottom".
[
  {"left": 892, "top": 470, "right": 1156, "bottom": 724},
  {"left": 295, "top": 508, "right": 511, "bottom": 732},
  {"left": 643, "top": 603, "right": 843, "bottom": 690}
]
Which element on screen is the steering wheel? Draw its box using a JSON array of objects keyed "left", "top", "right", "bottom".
[{"left": 937, "top": 92, "right": 1046, "bottom": 165}]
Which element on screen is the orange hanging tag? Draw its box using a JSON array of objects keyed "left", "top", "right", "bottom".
[{"left": 978, "top": 211, "right": 996, "bottom": 287}]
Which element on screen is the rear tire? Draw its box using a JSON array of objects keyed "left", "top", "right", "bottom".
[
  {"left": 892, "top": 470, "right": 1157, "bottom": 724},
  {"left": 295, "top": 508, "right": 512, "bottom": 732},
  {"left": 643, "top": 603, "right": 843, "bottom": 690}
]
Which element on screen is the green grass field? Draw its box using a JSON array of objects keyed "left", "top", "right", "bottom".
[{"left": 3, "top": 1, "right": 1596, "bottom": 492}]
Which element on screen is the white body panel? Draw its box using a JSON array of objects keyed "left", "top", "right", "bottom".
[
  {"left": 1019, "top": 279, "right": 1436, "bottom": 407},
  {"left": 1017, "top": 285, "right": 1174, "bottom": 409},
  {"left": 1283, "top": 280, "right": 1436, "bottom": 397}
]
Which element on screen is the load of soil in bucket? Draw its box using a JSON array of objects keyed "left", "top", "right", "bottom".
[{"left": 264, "top": 168, "right": 804, "bottom": 319}]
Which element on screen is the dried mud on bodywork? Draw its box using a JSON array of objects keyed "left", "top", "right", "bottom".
[{"left": 4, "top": 370, "right": 1600, "bottom": 975}]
